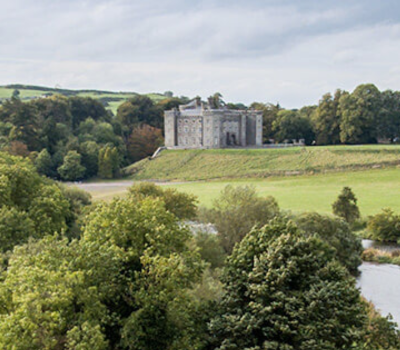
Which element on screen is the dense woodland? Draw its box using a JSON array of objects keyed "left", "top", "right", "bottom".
[
  {"left": 0, "top": 83, "right": 400, "bottom": 180},
  {"left": 0, "top": 151, "right": 398, "bottom": 349}
]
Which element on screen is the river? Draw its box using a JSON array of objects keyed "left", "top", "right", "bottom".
[{"left": 358, "top": 240, "right": 400, "bottom": 324}]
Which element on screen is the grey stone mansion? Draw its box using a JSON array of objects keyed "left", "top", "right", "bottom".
[{"left": 164, "top": 99, "right": 263, "bottom": 149}]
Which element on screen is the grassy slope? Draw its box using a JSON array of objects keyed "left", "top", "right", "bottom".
[
  {"left": 126, "top": 145, "right": 400, "bottom": 181},
  {"left": 0, "top": 85, "right": 166, "bottom": 115}
]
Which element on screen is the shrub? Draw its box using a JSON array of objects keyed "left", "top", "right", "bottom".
[
  {"left": 128, "top": 182, "right": 198, "bottom": 220},
  {"left": 367, "top": 208, "right": 400, "bottom": 242},
  {"left": 198, "top": 185, "right": 279, "bottom": 254}
]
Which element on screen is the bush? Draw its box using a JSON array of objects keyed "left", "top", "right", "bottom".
[
  {"left": 367, "top": 208, "right": 400, "bottom": 242},
  {"left": 128, "top": 182, "right": 198, "bottom": 220},
  {"left": 198, "top": 185, "right": 279, "bottom": 254}
]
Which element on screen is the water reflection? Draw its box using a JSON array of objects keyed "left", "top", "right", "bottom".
[{"left": 358, "top": 240, "right": 400, "bottom": 325}]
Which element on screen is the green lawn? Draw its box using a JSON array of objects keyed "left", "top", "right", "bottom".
[
  {"left": 82, "top": 167, "right": 400, "bottom": 216},
  {"left": 162, "top": 168, "right": 400, "bottom": 215}
]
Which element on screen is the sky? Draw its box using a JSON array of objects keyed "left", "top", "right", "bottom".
[{"left": 1, "top": 0, "right": 400, "bottom": 108}]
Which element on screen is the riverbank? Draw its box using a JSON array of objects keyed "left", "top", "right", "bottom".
[{"left": 363, "top": 248, "right": 400, "bottom": 266}]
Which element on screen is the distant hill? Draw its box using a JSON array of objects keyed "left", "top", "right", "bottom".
[
  {"left": 0, "top": 84, "right": 167, "bottom": 114},
  {"left": 124, "top": 145, "right": 400, "bottom": 181}
]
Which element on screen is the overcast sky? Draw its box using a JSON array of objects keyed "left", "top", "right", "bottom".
[{"left": 1, "top": 0, "right": 400, "bottom": 107}]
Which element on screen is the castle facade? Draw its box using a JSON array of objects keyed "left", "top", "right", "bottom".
[{"left": 164, "top": 100, "right": 263, "bottom": 149}]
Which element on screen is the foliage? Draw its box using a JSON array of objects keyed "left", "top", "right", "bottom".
[
  {"left": 0, "top": 152, "right": 73, "bottom": 252},
  {"left": 128, "top": 182, "right": 198, "bottom": 220},
  {"left": 116, "top": 96, "right": 163, "bottom": 139},
  {"left": 339, "top": 84, "right": 381, "bottom": 144},
  {"left": 294, "top": 212, "right": 363, "bottom": 275},
  {"left": 127, "top": 123, "right": 163, "bottom": 162},
  {"left": 367, "top": 208, "right": 400, "bottom": 242},
  {"left": 198, "top": 185, "right": 279, "bottom": 253},
  {"left": 272, "top": 109, "right": 315, "bottom": 144},
  {"left": 57, "top": 150, "right": 86, "bottom": 181},
  {"left": 209, "top": 218, "right": 367, "bottom": 350},
  {"left": 332, "top": 186, "right": 361, "bottom": 223},
  {"left": 312, "top": 90, "right": 343, "bottom": 145},
  {"left": 35, "top": 148, "right": 54, "bottom": 177},
  {"left": 361, "top": 300, "right": 400, "bottom": 350},
  {"left": 191, "top": 230, "right": 226, "bottom": 269},
  {"left": 98, "top": 145, "right": 119, "bottom": 179},
  {"left": 0, "top": 196, "right": 204, "bottom": 350}
]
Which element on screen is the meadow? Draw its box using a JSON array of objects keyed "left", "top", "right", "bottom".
[{"left": 82, "top": 167, "right": 400, "bottom": 216}]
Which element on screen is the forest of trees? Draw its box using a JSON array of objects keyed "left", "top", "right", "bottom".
[
  {"left": 1, "top": 83, "right": 400, "bottom": 181},
  {"left": 253, "top": 84, "right": 400, "bottom": 145},
  {"left": 0, "top": 94, "right": 186, "bottom": 180},
  {"left": 0, "top": 152, "right": 398, "bottom": 349}
]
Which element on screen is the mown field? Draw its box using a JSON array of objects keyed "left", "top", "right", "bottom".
[
  {"left": 125, "top": 145, "right": 400, "bottom": 181},
  {"left": 0, "top": 85, "right": 166, "bottom": 115},
  {"left": 82, "top": 167, "right": 400, "bottom": 216}
]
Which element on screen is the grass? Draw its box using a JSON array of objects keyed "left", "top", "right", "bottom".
[
  {"left": 125, "top": 145, "right": 400, "bottom": 181},
  {"left": 82, "top": 167, "right": 400, "bottom": 216},
  {"left": 161, "top": 168, "right": 400, "bottom": 215}
]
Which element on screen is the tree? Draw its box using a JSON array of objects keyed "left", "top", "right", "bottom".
[
  {"left": 98, "top": 145, "right": 119, "bottom": 179},
  {"left": 0, "top": 197, "right": 204, "bottom": 350},
  {"left": 312, "top": 90, "right": 343, "bottom": 145},
  {"left": 127, "top": 124, "right": 163, "bottom": 162},
  {"left": 128, "top": 182, "right": 198, "bottom": 220},
  {"left": 377, "top": 90, "right": 400, "bottom": 141},
  {"left": 198, "top": 185, "right": 279, "bottom": 253},
  {"left": 11, "top": 89, "right": 20, "bottom": 99},
  {"left": 332, "top": 186, "right": 361, "bottom": 224},
  {"left": 0, "top": 152, "right": 72, "bottom": 252},
  {"left": 35, "top": 148, "right": 53, "bottom": 177},
  {"left": 209, "top": 218, "right": 367, "bottom": 350},
  {"left": 272, "top": 109, "right": 315, "bottom": 144},
  {"left": 57, "top": 150, "right": 86, "bottom": 181},
  {"left": 339, "top": 84, "right": 381, "bottom": 144},
  {"left": 116, "top": 96, "right": 163, "bottom": 139},
  {"left": 295, "top": 212, "right": 363, "bottom": 275}
]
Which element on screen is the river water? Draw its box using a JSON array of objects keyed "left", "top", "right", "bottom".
[{"left": 357, "top": 240, "right": 400, "bottom": 324}]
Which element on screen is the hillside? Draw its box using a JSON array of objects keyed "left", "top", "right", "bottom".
[
  {"left": 0, "top": 84, "right": 166, "bottom": 114},
  {"left": 124, "top": 145, "right": 400, "bottom": 181}
]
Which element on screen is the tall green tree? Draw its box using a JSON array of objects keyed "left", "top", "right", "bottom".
[
  {"left": 210, "top": 218, "right": 367, "bottom": 350},
  {"left": 272, "top": 109, "right": 315, "bottom": 144},
  {"left": 332, "top": 186, "right": 361, "bottom": 224},
  {"left": 339, "top": 84, "right": 381, "bottom": 144},
  {"left": 35, "top": 148, "right": 53, "bottom": 177},
  {"left": 57, "top": 150, "right": 86, "bottom": 181},
  {"left": 313, "top": 90, "right": 343, "bottom": 145}
]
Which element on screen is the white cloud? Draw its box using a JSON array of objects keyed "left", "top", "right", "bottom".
[{"left": 1, "top": 0, "right": 400, "bottom": 107}]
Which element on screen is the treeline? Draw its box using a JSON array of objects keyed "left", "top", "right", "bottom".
[
  {"left": 0, "top": 94, "right": 188, "bottom": 180},
  {"left": 0, "top": 152, "right": 398, "bottom": 349},
  {"left": 253, "top": 83, "right": 400, "bottom": 145}
]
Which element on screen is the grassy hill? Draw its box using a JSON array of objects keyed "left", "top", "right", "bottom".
[
  {"left": 124, "top": 145, "right": 400, "bottom": 181},
  {"left": 0, "top": 84, "right": 166, "bottom": 115}
]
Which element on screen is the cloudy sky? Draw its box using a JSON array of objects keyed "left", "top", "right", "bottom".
[{"left": 1, "top": 0, "right": 400, "bottom": 107}]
